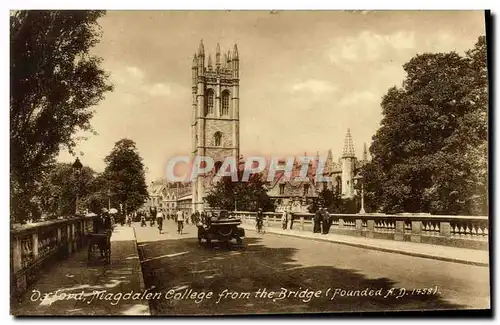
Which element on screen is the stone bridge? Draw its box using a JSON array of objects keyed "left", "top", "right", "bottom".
[{"left": 10, "top": 212, "right": 490, "bottom": 316}]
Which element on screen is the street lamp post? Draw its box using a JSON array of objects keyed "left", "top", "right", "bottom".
[
  {"left": 353, "top": 174, "right": 366, "bottom": 214},
  {"left": 107, "top": 189, "right": 112, "bottom": 210},
  {"left": 72, "top": 157, "right": 83, "bottom": 215}
]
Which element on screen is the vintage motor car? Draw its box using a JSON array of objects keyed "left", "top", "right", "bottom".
[{"left": 197, "top": 210, "right": 245, "bottom": 246}]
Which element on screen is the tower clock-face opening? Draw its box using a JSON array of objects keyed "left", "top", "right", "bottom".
[{"left": 214, "top": 131, "right": 222, "bottom": 147}]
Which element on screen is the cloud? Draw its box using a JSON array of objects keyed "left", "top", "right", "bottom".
[
  {"left": 425, "top": 32, "right": 458, "bottom": 52},
  {"left": 338, "top": 91, "right": 379, "bottom": 107},
  {"left": 328, "top": 30, "right": 416, "bottom": 63},
  {"left": 111, "top": 65, "right": 145, "bottom": 85},
  {"left": 146, "top": 83, "right": 172, "bottom": 96},
  {"left": 289, "top": 79, "right": 338, "bottom": 95},
  {"left": 110, "top": 65, "right": 176, "bottom": 98},
  {"left": 125, "top": 66, "right": 145, "bottom": 80}
]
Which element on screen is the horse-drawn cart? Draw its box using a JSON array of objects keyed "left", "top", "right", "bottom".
[{"left": 87, "top": 230, "right": 112, "bottom": 264}]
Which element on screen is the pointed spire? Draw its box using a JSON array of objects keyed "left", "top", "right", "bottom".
[
  {"left": 227, "top": 50, "right": 232, "bottom": 62},
  {"left": 325, "top": 149, "right": 333, "bottom": 174},
  {"left": 342, "top": 128, "right": 355, "bottom": 158},
  {"left": 216, "top": 43, "right": 221, "bottom": 67},
  {"left": 198, "top": 39, "right": 205, "bottom": 57},
  {"left": 192, "top": 53, "right": 197, "bottom": 68},
  {"left": 233, "top": 44, "right": 239, "bottom": 60},
  {"left": 208, "top": 54, "right": 212, "bottom": 69},
  {"left": 363, "top": 143, "right": 368, "bottom": 161}
]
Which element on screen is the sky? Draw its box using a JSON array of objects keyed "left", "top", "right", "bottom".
[{"left": 57, "top": 10, "right": 486, "bottom": 182}]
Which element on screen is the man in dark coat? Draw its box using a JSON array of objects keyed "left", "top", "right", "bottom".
[
  {"left": 321, "top": 208, "right": 332, "bottom": 235},
  {"left": 93, "top": 208, "right": 111, "bottom": 233},
  {"left": 313, "top": 207, "right": 323, "bottom": 233}
]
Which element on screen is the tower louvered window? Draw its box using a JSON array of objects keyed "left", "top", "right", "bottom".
[
  {"left": 206, "top": 89, "right": 214, "bottom": 115},
  {"left": 221, "top": 91, "right": 230, "bottom": 116}
]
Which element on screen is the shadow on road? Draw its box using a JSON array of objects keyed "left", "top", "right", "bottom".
[
  {"left": 137, "top": 236, "right": 463, "bottom": 315},
  {"left": 12, "top": 240, "right": 149, "bottom": 316}
]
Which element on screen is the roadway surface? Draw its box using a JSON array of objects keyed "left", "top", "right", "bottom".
[{"left": 134, "top": 220, "right": 490, "bottom": 315}]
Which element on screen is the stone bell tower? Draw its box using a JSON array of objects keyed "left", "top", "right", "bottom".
[{"left": 191, "top": 40, "right": 240, "bottom": 212}]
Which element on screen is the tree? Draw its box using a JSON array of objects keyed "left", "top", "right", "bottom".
[
  {"left": 38, "top": 163, "right": 97, "bottom": 218},
  {"left": 364, "top": 36, "right": 488, "bottom": 215},
  {"left": 84, "top": 174, "right": 110, "bottom": 214},
  {"left": 310, "top": 187, "right": 334, "bottom": 213},
  {"left": 10, "top": 10, "right": 113, "bottom": 222},
  {"left": 204, "top": 170, "right": 274, "bottom": 212},
  {"left": 103, "top": 139, "right": 149, "bottom": 214}
]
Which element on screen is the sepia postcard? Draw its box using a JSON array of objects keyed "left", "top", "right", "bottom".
[{"left": 9, "top": 10, "right": 490, "bottom": 316}]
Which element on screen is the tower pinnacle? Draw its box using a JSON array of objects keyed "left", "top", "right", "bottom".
[
  {"left": 207, "top": 54, "right": 212, "bottom": 69},
  {"left": 192, "top": 53, "right": 197, "bottom": 68},
  {"left": 363, "top": 143, "right": 368, "bottom": 161},
  {"left": 342, "top": 129, "right": 355, "bottom": 158},
  {"left": 198, "top": 39, "right": 205, "bottom": 56},
  {"left": 216, "top": 43, "right": 221, "bottom": 67},
  {"left": 233, "top": 44, "right": 239, "bottom": 60},
  {"left": 325, "top": 149, "right": 333, "bottom": 174}
]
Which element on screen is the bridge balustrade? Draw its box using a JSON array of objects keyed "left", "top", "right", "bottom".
[
  {"left": 10, "top": 216, "right": 94, "bottom": 301},
  {"left": 233, "top": 211, "right": 488, "bottom": 250}
]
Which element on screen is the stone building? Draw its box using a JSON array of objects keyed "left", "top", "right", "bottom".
[
  {"left": 266, "top": 129, "right": 369, "bottom": 212},
  {"left": 146, "top": 42, "right": 369, "bottom": 214},
  {"left": 191, "top": 40, "right": 240, "bottom": 212},
  {"left": 146, "top": 181, "right": 191, "bottom": 216}
]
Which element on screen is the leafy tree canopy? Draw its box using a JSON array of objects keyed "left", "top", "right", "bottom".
[
  {"left": 204, "top": 170, "right": 275, "bottom": 212},
  {"left": 37, "top": 163, "right": 98, "bottom": 218},
  {"left": 103, "top": 139, "right": 149, "bottom": 214},
  {"left": 10, "top": 10, "right": 113, "bottom": 222},
  {"left": 363, "top": 36, "right": 487, "bottom": 215}
]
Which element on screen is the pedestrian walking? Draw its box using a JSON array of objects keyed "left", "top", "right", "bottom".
[
  {"left": 313, "top": 208, "right": 323, "bottom": 233},
  {"left": 281, "top": 210, "right": 288, "bottom": 230}
]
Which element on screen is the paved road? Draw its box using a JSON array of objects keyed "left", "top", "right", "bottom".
[{"left": 134, "top": 221, "right": 490, "bottom": 315}]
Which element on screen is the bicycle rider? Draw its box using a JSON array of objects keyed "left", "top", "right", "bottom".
[
  {"left": 156, "top": 208, "right": 165, "bottom": 234},
  {"left": 176, "top": 209, "right": 185, "bottom": 234},
  {"left": 256, "top": 208, "right": 264, "bottom": 233}
]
